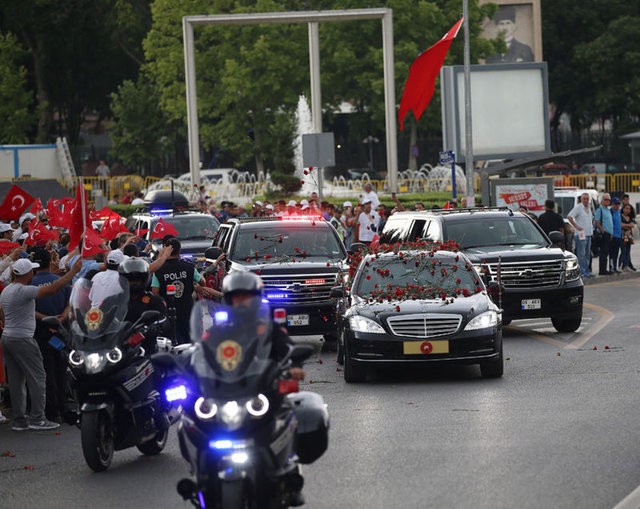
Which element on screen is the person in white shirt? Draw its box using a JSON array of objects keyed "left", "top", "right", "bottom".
[
  {"left": 361, "top": 183, "right": 380, "bottom": 209},
  {"left": 567, "top": 193, "right": 594, "bottom": 278},
  {"left": 357, "top": 199, "right": 380, "bottom": 244},
  {"left": 89, "top": 250, "right": 128, "bottom": 307}
]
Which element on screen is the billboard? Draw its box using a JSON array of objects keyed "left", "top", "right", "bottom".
[
  {"left": 440, "top": 63, "right": 551, "bottom": 160},
  {"left": 490, "top": 177, "right": 554, "bottom": 215}
]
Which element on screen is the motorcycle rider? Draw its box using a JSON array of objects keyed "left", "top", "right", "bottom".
[{"left": 119, "top": 258, "right": 169, "bottom": 354}]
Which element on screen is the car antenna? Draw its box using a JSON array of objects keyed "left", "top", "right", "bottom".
[
  {"left": 171, "top": 178, "right": 175, "bottom": 216},
  {"left": 497, "top": 255, "right": 503, "bottom": 314}
]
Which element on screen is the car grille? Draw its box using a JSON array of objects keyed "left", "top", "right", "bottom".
[
  {"left": 386, "top": 314, "right": 462, "bottom": 339},
  {"left": 260, "top": 272, "right": 338, "bottom": 304},
  {"left": 486, "top": 260, "right": 564, "bottom": 288}
]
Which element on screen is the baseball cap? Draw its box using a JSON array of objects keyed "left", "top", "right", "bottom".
[
  {"left": 361, "top": 198, "right": 372, "bottom": 205},
  {"left": 265, "top": 204, "right": 274, "bottom": 210},
  {"left": 0, "top": 223, "right": 13, "bottom": 233},
  {"left": 254, "top": 201, "right": 263, "bottom": 207},
  {"left": 107, "top": 250, "right": 126, "bottom": 265},
  {"left": 300, "top": 199, "right": 309, "bottom": 207},
  {"left": 12, "top": 258, "right": 39, "bottom": 276},
  {"left": 343, "top": 201, "right": 353, "bottom": 208},
  {"left": 287, "top": 200, "right": 297, "bottom": 207},
  {"left": 612, "top": 197, "right": 621, "bottom": 204},
  {"left": 19, "top": 213, "right": 35, "bottom": 225},
  {"left": 31, "top": 248, "right": 51, "bottom": 266}
]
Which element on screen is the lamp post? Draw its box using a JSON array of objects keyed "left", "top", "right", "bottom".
[{"left": 363, "top": 135, "right": 380, "bottom": 175}]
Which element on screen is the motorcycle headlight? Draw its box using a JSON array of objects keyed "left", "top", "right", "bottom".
[
  {"left": 565, "top": 255, "right": 580, "bottom": 281},
  {"left": 194, "top": 397, "right": 217, "bottom": 420},
  {"left": 68, "top": 350, "right": 84, "bottom": 367},
  {"left": 219, "top": 401, "right": 244, "bottom": 427},
  {"left": 106, "top": 348, "right": 122, "bottom": 364},
  {"left": 245, "top": 394, "right": 269, "bottom": 417},
  {"left": 84, "top": 353, "right": 108, "bottom": 374},
  {"left": 465, "top": 311, "right": 498, "bottom": 331},
  {"left": 349, "top": 315, "right": 385, "bottom": 334}
]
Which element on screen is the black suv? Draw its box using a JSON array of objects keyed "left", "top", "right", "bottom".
[
  {"left": 380, "top": 208, "right": 583, "bottom": 332},
  {"left": 212, "top": 218, "right": 349, "bottom": 339}
]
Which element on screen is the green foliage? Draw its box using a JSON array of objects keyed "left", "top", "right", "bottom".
[
  {"left": 110, "top": 75, "right": 172, "bottom": 170},
  {"left": 108, "top": 204, "right": 138, "bottom": 217},
  {"left": 0, "top": 34, "right": 37, "bottom": 143},
  {"left": 270, "top": 172, "right": 303, "bottom": 195}
]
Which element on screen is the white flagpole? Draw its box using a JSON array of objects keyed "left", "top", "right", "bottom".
[{"left": 80, "top": 177, "right": 87, "bottom": 254}]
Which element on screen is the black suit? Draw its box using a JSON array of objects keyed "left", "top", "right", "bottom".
[{"left": 486, "top": 38, "right": 534, "bottom": 64}]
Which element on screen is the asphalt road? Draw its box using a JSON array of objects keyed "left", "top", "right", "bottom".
[{"left": 2, "top": 277, "right": 640, "bottom": 508}]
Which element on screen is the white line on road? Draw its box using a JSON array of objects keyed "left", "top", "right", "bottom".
[{"left": 613, "top": 484, "right": 640, "bottom": 509}]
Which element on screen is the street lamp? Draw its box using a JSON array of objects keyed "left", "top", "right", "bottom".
[{"left": 363, "top": 135, "right": 380, "bottom": 174}]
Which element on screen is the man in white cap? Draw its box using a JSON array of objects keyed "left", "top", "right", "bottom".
[
  {"left": 361, "top": 182, "right": 380, "bottom": 209},
  {"left": 12, "top": 213, "right": 35, "bottom": 242},
  {"left": 0, "top": 256, "right": 82, "bottom": 431},
  {"left": 357, "top": 198, "right": 380, "bottom": 245},
  {"left": 89, "top": 249, "right": 127, "bottom": 307},
  {"left": 0, "top": 222, "right": 14, "bottom": 241}
]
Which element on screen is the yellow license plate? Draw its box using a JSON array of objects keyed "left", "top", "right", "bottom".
[{"left": 403, "top": 340, "right": 449, "bottom": 355}]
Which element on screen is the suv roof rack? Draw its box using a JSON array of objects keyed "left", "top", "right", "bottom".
[
  {"left": 396, "top": 206, "right": 513, "bottom": 216},
  {"left": 230, "top": 215, "right": 326, "bottom": 224}
]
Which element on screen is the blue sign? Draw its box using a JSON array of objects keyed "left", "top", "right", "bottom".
[{"left": 439, "top": 150, "right": 455, "bottom": 165}]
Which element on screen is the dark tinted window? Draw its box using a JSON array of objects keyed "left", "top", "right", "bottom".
[
  {"left": 444, "top": 216, "right": 548, "bottom": 248},
  {"left": 158, "top": 216, "right": 219, "bottom": 240}
]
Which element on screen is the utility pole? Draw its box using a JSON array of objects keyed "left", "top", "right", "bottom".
[{"left": 463, "top": 0, "right": 475, "bottom": 206}]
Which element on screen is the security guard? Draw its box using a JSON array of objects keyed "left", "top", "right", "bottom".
[{"left": 120, "top": 258, "right": 168, "bottom": 352}]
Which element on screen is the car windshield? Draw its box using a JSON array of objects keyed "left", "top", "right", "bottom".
[
  {"left": 231, "top": 225, "right": 345, "bottom": 261},
  {"left": 354, "top": 255, "right": 481, "bottom": 299},
  {"left": 445, "top": 216, "right": 549, "bottom": 249},
  {"left": 159, "top": 216, "right": 219, "bottom": 240}
]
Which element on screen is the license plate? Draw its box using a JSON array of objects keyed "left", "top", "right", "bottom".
[
  {"left": 287, "top": 314, "right": 309, "bottom": 326},
  {"left": 521, "top": 298, "right": 541, "bottom": 310},
  {"left": 403, "top": 340, "right": 449, "bottom": 355}
]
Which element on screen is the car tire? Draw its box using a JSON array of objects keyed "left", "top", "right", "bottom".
[
  {"left": 551, "top": 315, "right": 582, "bottom": 333},
  {"left": 336, "top": 332, "right": 345, "bottom": 366},
  {"left": 480, "top": 344, "right": 504, "bottom": 379},
  {"left": 344, "top": 343, "right": 366, "bottom": 383},
  {"left": 502, "top": 318, "right": 512, "bottom": 326},
  {"left": 321, "top": 334, "right": 338, "bottom": 353}
]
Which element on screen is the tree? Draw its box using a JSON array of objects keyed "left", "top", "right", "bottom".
[
  {"left": 110, "top": 75, "right": 172, "bottom": 173},
  {"left": 0, "top": 33, "right": 37, "bottom": 143}
]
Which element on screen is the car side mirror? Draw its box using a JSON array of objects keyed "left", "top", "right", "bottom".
[
  {"left": 348, "top": 243, "right": 368, "bottom": 255},
  {"left": 330, "top": 286, "right": 344, "bottom": 298},
  {"left": 548, "top": 231, "right": 564, "bottom": 245}
]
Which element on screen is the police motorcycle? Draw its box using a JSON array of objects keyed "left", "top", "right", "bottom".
[
  {"left": 153, "top": 296, "right": 330, "bottom": 508},
  {"left": 44, "top": 276, "right": 178, "bottom": 472}
]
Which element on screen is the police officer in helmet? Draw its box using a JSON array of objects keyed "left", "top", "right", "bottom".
[{"left": 119, "top": 258, "right": 169, "bottom": 353}]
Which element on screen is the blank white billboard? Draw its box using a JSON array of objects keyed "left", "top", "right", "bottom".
[{"left": 441, "top": 63, "right": 550, "bottom": 160}]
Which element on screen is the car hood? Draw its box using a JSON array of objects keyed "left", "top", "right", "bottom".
[
  {"left": 350, "top": 291, "right": 491, "bottom": 322},
  {"left": 230, "top": 258, "right": 346, "bottom": 275},
  {"left": 461, "top": 245, "right": 565, "bottom": 263}
]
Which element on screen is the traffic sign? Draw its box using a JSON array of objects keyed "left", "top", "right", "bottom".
[{"left": 439, "top": 150, "right": 455, "bottom": 165}]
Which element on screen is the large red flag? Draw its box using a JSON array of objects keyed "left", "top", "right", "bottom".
[
  {"left": 0, "top": 242, "right": 21, "bottom": 255},
  {"left": 47, "top": 198, "right": 75, "bottom": 228},
  {"left": 0, "top": 185, "right": 36, "bottom": 221},
  {"left": 30, "top": 198, "right": 43, "bottom": 217},
  {"left": 82, "top": 226, "right": 107, "bottom": 257},
  {"left": 398, "top": 18, "right": 464, "bottom": 131},
  {"left": 150, "top": 218, "right": 179, "bottom": 239},
  {"left": 99, "top": 212, "right": 129, "bottom": 241},
  {"left": 69, "top": 184, "right": 90, "bottom": 251}
]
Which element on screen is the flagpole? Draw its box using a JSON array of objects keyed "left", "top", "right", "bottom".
[
  {"left": 463, "top": 0, "right": 475, "bottom": 207},
  {"left": 80, "top": 177, "right": 87, "bottom": 254}
]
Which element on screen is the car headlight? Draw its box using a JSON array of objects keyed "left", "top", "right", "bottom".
[
  {"left": 349, "top": 315, "right": 385, "bottom": 334},
  {"left": 465, "top": 311, "right": 498, "bottom": 331},
  {"left": 565, "top": 255, "right": 580, "bottom": 281},
  {"left": 84, "top": 352, "right": 108, "bottom": 374}
]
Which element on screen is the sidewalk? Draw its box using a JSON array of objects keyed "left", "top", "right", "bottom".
[{"left": 582, "top": 242, "right": 640, "bottom": 286}]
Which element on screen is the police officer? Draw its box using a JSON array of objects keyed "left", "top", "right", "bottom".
[
  {"left": 151, "top": 238, "right": 212, "bottom": 344},
  {"left": 120, "top": 258, "right": 168, "bottom": 353}
]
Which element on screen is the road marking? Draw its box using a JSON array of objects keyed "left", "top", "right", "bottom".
[
  {"left": 613, "top": 484, "right": 640, "bottom": 509},
  {"left": 564, "top": 303, "right": 614, "bottom": 350}
]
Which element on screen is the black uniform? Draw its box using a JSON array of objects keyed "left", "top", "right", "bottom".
[
  {"left": 153, "top": 258, "right": 199, "bottom": 344},
  {"left": 125, "top": 291, "right": 168, "bottom": 353}
]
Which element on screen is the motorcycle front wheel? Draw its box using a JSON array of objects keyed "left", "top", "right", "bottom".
[
  {"left": 81, "top": 410, "right": 114, "bottom": 472},
  {"left": 219, "top": 481, "right": 248, "bottom": 509},
  {"left": 137, "top": 428, "right": 168, "bottom": 455}
]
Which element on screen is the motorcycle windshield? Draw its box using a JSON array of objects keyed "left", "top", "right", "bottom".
[
  {"left": 69, "top": 275, "right": 130, "bottom": 351},
  {"left": 189, "top": 299, "right": 274, "bottom": 394}
]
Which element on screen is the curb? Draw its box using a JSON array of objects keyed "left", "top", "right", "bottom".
[{"left": 582, "top": 270, "right": 640, "bottom": 286}]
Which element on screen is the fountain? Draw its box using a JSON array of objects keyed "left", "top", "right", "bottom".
[{"left": 292, "top": 95, "right": 316, "bottom": 195}]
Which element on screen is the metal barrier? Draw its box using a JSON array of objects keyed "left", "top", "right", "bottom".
[
  {"left": 59, "top": 176, "right": 145, "bottom": 201},
  {"left": 545, "top": 173, "right": 640, "bottom": 193}
]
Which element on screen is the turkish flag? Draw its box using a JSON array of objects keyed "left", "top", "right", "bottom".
[
  {"left": 47, "top": 198, "right": 75, "bottom": 228},
  {"left": 150, "top": 218, "right": 179, "bottom": 239},
  {"left": 82, "top": 226, "right": 107, "bottom": 257},
  {"left": 25, "top": 219, "right": 59, "bottom": 247},
  {"left": 398, "top": 18, "right": 464, "bottom": 131},
  {"left": 0, "top": 241, "right": 21, "bottom": 255},
  {"left": 30, "top": 198, "right": 43, "bottom": 217},
  {"left": 99, "top": 213, "right": 129, "bottom": 241},
  {"left": 69, "top": 184, "right": 91, "bottom": 251},
  {"left": 0, "top": 185, "right": 36, "bottom": 221}
]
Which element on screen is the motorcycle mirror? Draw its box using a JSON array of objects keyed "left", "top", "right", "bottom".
[
  {"left": 42, "top": 316, "right": 63, "bottom": 329},
  {"left": 288, "top": 344, "right": 314, "bottom": 364},
  {"left": 140, "top": 310, "right": 162, "bottom": 324},
  {"left": 150, "top": 352, "right": 177, "bottom": 369}
]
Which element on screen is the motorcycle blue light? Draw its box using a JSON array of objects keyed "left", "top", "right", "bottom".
[
  {"left": 165, "top": 384, "right": 188, "bottom": 402},
  {"left": 214, "top": 311, "right": 229, "bottom": 324},
  {"left": 209, "top": 439, "right": 248, "bottom": 451}
]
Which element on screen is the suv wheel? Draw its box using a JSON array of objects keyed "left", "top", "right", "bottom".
[
  {"left": 336, "top": 332, "right": 345, "bottom": 365},
  {"left": 344, "top": 343, "right": 366, "bottom": 383},
  {"left": 480, "top": 344, "right": 504, "bottom": 379},
  {"left": 551, "top": 315, "right": 582, "bottom": 333},
  {"left": 321, "top": 334, "right": 338, "bottom": 353}
]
